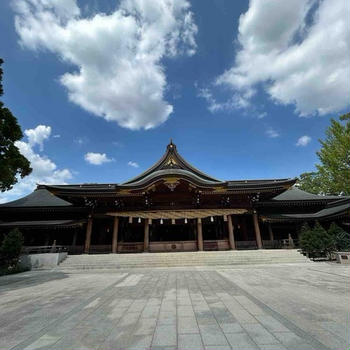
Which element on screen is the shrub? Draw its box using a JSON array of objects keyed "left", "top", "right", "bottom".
[
  {"left": 0, "top": 264, "right": 29, "bottom": 276},
  {"left": 0, "top": 228, "right": 24, "bottom": 267},
  {"left": 299, "top": 221, "right": 335, "bottom": 259},
  {"left": 328, "top": 222, "right": 350, "bottom": 251}
]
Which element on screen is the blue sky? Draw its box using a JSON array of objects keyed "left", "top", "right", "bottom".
[{"left": 0, "top": 0, "right": 349, "bottom": 203}]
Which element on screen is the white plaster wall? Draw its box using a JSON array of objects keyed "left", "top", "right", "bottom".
[{"left": 19, "top": 252, "right": 67, "bottom": 269}]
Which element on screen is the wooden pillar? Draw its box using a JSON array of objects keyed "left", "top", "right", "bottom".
[
  {"left": 144, "top": 219, "right": 150, "bottom": 252},
  {"left": 112, "top": 217, "right": 119, "bottom": 253},
  {"left": 253, "top": 211, "right": 263, "bottom": 249},
  {"left": 197, "top": 218, "right": 203, "bottom": 251},
  {"left": 84, "top": 217, "right": 93, "bottom": 254},
  {"left": 268, "top": 222, "right": 274, "bottom": 241},
  {"left": 227, "top": 215, "right": 236, "bottom": 250}
]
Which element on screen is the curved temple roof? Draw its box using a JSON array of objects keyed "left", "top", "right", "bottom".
[
  {"left": 123, "top": 140, "right": 222, "bottom": 185},
  {"left": 261, "top": 198, "right": 350, "bottom": 222},
  {"left": 41, "top": 141, "right": 296, "bottom": 195},
  {"left": 0, "top": 141, "right": 298, "bottom": 206},
  {"left": 271, "top": 187, "right": 342, "bottom": 201},
  {"left": 121, "top": 141, "right": 296, "bottom": 190},
  {"left": 0, "top": 188, "right": 72, "bottom": 208}
]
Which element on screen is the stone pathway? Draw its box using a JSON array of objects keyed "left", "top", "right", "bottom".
[{"left": 0, "top": 263, "right": 348, "bottom": 350}]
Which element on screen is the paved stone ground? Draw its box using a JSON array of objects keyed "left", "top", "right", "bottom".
[{"left": 0, "top": 263, "right": 349, "bottom": 350}]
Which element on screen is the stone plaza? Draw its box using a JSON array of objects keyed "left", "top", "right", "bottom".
[{"left": 0, "top": 261, "right": 349, "bottom": 350}]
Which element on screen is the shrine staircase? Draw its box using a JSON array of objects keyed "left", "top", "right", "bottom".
[{"left": 56, "top": 249, "right": 309, "bottom": 270}]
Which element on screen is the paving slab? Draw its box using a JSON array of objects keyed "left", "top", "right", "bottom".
[
  {"left": 178, "top": 333, "right": 204, "bottom": 350},
  {"left": 0, "top": 262, "right": 348, "bottom": 350},
  {"left": 177, "top": 316, "right": 199, "bottom": 334},
  {"left": 199, "top": 324, "right": 229, "bottom": 346}
]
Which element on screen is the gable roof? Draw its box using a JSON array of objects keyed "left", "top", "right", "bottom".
[{"left": 0, "top": 189, "right": 72, "bottom": 208}]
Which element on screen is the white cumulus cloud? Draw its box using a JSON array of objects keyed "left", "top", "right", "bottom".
[
  {"left": 210, "top": 0, "right": 350, "bottom": 116},
  {"left": 128, "top": 161, "right": 139, "bottom": 168},
  {"left": 296, "top": 135, "right": 311, "bottom": 146},
  {"left": 25, "top": 124, "right": 51, "bottom": 151},
  {"left": 13, "top": 0, "right": 197, "bottom": 130},
  {"left": 0, "top": 125, "right": 72, "bottom": 203},
  {"left": 84, "top": 152, "right": 114, "bottom": 165}
]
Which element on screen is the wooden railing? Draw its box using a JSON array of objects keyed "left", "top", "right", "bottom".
[
  {"left": 262, "top": 240, "right": 282, "bottom": 249},
  {"left": 235, "top": 241, "right": 258, "bottom": 250},
  {"left": 203, "top": 240, "right": 218, "bottom": 251},
  {"left": 149, "top": 241, "right": 197, "bottom": 252},
  {"left": 21, "top": 239, "right": 299, "bottom": 256},
  {"left": 117, "top": 242, "right": 144, "bottom": 253},
  {"left": 203, "top": 240, "right": 230, "bottom": 251},
  {"left": 89, "top": 245, "right": 112, "bottom": 254},
  {"left": 66, "top": 245, "right": 84, "bottom": 255}
]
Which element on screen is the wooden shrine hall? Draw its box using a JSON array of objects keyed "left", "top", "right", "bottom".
[{"left": 0, "top": 141, "right": 349, "bottom": 254}]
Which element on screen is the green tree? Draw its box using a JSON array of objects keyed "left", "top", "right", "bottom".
[
  {"left": 297, "top": 113, "right": 350, "bottom": 195},
  {"left": 0, "top": 228, "right": 24, "bottom": 267},
  {"left": 297, "top": 172, "right": 323, "bottom": 195},
  {"left": 328, "top": 222, "right": 350, "bottom": 251},
  {"left": 0, "top": 58, "right": 32, "bottom": 192},
  {"left": 299, "top": 223, "right": 314, "bottom": 256}
]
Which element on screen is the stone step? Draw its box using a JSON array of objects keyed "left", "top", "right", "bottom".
[
  {"left": 56, "top": 249, "right": 309, "bottom": 269},
  {"left": 60, "top": 258, "right": 307, "bottom": 264},
  {"left": 63, "top": 252, "right": 304, "bottom": 259},
  {"left": 59, "top": 259, "right": 308, "bottom": 267},
  {"left": 61, "top": 258, "right": 307, "bottom": 263},
  {"left": 61, "top": 254, "right": 305, "bottom": 260}
]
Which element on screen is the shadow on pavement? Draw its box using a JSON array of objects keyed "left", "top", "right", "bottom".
[{"left": 0, "top": 270, "right": 69, "bottom": 291}]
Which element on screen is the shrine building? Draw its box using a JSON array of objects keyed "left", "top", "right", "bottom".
[{"left": 0, "top": 141, "right": 349, "bottom": 254}]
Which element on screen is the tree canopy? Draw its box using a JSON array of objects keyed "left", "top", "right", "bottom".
[
  {"left": 0, "top": 58, "right": 32, "bottom": 192},
  {"left": 298, "top": 112, "right": 350, "bottom": 195},
  {"left": 0, "top": 228, "right": 24, "bottom": 267}
]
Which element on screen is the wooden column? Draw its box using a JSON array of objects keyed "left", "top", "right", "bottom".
[
  {"left": 197, "top": 218, "right": 203, "bottom": 251},
  {"left": 253, "top": 211, "right": 263, "bottom": 249},
  {"left": 227, "top": 215, "right": 236, "bottom": 250},
  {"left": 268, "top": 222, "right": 274, "bottom": 241},
  {"left": 112, "top": 217, "right": 119, "bottom": 253},
  {"left": 84, "top": 217, "right": 93, "bottom": 254},
  {"left": 144, "top": 219, "right": 150, "bottom": 252}
]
